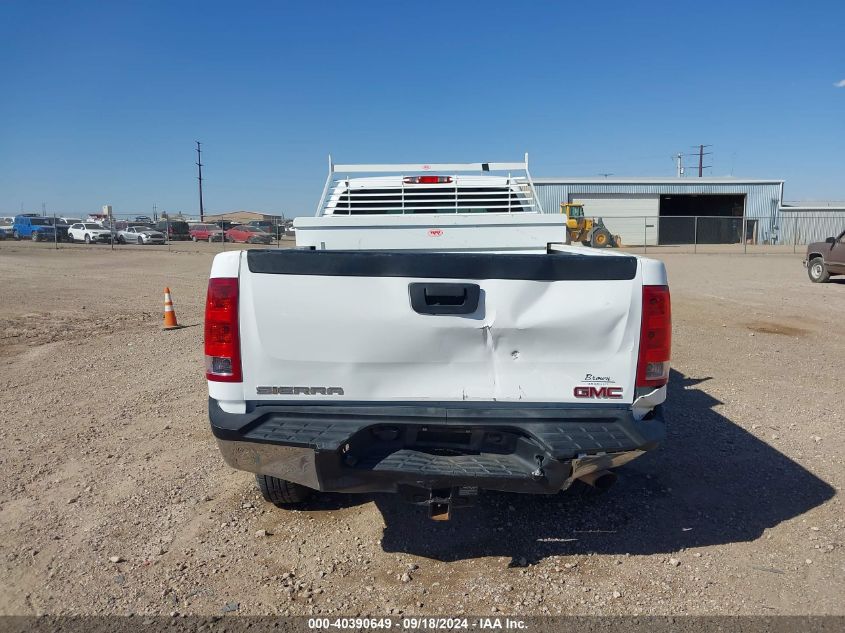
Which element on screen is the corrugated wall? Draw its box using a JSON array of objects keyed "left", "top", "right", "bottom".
[
  {"left": 534, "top": 181, "right": 783, "bottom": 240},
  {"left": 777, "top": 209, "right": 845, "bottom": 245}
]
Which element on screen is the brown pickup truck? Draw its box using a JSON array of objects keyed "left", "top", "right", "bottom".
[{"left": 805, "top": 229, "right": 845, "bottom": 283}]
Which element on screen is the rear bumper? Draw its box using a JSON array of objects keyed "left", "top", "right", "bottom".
[{"left": 209, "top": 399, "right": 665, "bottom": 495}]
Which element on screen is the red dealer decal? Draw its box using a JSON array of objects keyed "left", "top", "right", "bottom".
[{"left": 428, "top": 229, "right": 443, "bottom": 237}]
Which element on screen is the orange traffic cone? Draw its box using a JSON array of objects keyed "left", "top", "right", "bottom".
[{"left": 163, "top": 287, "right": 180, "bottom": 330}]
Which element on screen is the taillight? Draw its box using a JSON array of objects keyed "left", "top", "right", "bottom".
[
  {"left": 636, "top": 285, "right": 671, "bottom": 388},
  {"left": 204, "top": 277, "right": 242, "bottom": 382},
  {"left": 403, "top": 176, "right": 452, "bottom": 184}
]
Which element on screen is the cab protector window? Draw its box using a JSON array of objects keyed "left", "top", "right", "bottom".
[{"left": 333, "top": 187, "right": 528, "bottom": 215}]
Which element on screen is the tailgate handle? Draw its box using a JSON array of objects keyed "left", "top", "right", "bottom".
[{"left": 409, "top": 283, "right": 480, "bottom": 315}]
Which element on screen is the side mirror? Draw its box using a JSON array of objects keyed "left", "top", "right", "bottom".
[{"left": 825, "top": 237, "right": 836, "bottom": 244}]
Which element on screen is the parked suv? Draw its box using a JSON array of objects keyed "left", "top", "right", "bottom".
[
  {"left": 12, "top": 215, "right": 57, "bottom": 241},
  {"left": 190, "top": 223, "right": 225, "bottom": 242},
  {"left": 43, "top": 217, "right": 71, "bottom": 242},
  {"left": 68, "top": 222, "right": 113, "bottom": 244},
  {"left": 155, "top": 220, "right": 191, "bottom": 241},
  {"left": 805, "top": 229, "right": 845, "bottom": 282}
]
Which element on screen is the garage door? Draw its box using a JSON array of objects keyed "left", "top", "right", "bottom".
[{"left": 569, "top": 193, "right": 659, "bottom": 246}]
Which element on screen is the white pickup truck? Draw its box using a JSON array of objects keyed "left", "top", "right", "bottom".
[{"left": 206, "top": 158, "right": 670, "bottom": 519}]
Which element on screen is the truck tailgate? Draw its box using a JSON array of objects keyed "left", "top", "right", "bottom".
[{"left": 236, "top": 250, "right": 642, "bottom": 405}]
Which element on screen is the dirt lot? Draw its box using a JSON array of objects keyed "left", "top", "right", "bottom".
[{"left": 0, "top": 242, "right": 842, "bottom": 617}]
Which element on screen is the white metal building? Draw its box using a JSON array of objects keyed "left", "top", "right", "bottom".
[{"left": 533, "top": 178, "right": 784, "bottom": 246}]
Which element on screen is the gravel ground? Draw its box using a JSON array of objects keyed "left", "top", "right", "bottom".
[{"left": 0, "top": 243, "right": 842, "bottom": 617}]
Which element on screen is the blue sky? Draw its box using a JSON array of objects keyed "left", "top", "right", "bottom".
[{"left": 1, "top": 1, "right": 843, "bottom": 217}]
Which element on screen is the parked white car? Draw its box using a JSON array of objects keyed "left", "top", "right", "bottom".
[
  {"left": 0, "top": 216, "right": 14, "bottom": 238},
  {"left": 118, "top": 225, "right": 165, "bottom": 245},
  {"left": 67, "top": 222, "right": 113, "bottom": 244}
]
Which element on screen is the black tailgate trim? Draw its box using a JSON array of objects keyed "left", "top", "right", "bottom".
[{"left": 246, "top": 249, "right": 637, "bottom": 281}]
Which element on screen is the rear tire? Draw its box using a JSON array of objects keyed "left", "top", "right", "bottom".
[
  {"left": 256, "top": 474, "right": 313, "bottom": 506},
  {"left": 808, "top": 257, "right": 829, "bottom": 283}
]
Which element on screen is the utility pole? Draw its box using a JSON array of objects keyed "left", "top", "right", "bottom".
[
  {"left": 153, "top": 204, "right": 158, "bottom": 222},
  {"left": 42, "top": 202, "right": 46, "bottom": 216},
  {"left": 696, "top": 144, "right": 712, "bottom": 177},
  {"left": 675, "top": 153, "right": 685, "bottom": 178},
  {"left": 196, "top": 141, "right": 205, "bottom": 222}
]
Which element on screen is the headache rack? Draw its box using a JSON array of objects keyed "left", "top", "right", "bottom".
[{"left": 315, "top": 154, "right": 544, "bottom": 216}]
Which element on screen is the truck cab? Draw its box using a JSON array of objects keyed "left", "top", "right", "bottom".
[{"left": 805, "top": 229, "right": 845, "bottom": 282}]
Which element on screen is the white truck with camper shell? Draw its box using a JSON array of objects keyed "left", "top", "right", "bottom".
[{"left": 205, "top": 157, "right": 671, "bottom": 519}]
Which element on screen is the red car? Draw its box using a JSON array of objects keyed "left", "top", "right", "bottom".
[
  {"left": 190, "top": 223, "right": 224, "bottom": 242},
  {"left": 224, "top": 225, "right": 273, "bottom": 244}
]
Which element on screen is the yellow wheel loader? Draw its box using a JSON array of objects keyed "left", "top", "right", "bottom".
[{"left": 560, "top": 202, "right": 622, "bottom": 248}]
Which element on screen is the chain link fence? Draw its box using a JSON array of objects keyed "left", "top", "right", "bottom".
[
  {"left": 2, "top": 212, "right": 842, "bottom": 255},
  {"left": 0, "top": 212, "right": 296, "bottom": 253},
  {"left": 560, "top": 213, "right": 845, "bottom": 255}
]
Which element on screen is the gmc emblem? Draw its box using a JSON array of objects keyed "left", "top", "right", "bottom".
[{"left": 574, "top": 386, "right": 623, "bottom": 399}]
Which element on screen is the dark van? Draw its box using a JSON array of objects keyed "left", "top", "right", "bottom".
[{"left": 156, "top": 219, "right": 191, "bottom": 241}]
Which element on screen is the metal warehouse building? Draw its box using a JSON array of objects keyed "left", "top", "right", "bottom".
[{"left": 533, "top": 178, "right": 786, "bottom": 246}]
